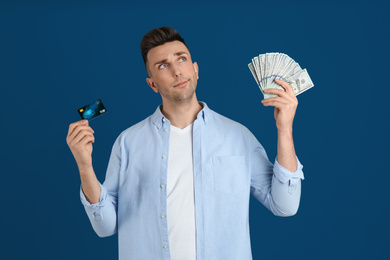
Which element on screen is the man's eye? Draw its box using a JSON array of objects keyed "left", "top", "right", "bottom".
[
  {"left": 179, "top": 57, "right": 186, "bottom": 62},
  {"left": 159, "top": 64, "right": 167, "bottom": 69}
]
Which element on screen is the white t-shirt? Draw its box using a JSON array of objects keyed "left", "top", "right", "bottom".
[{"left": 167, "top": 123, "right": 196, "bottom": 260}]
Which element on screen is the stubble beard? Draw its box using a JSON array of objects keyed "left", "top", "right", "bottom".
[{"left": 163, "top": 75, "right": 198, "bottom": 105}]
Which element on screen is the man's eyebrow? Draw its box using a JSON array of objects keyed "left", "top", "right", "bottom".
[
  {"left": 175, "top": 51, "right": 188, "bottom": 57},
  {"left": 154, "top": 51, "right": 189, "bottom": 67}
]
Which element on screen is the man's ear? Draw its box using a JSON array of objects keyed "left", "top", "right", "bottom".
[
  {"left": 193, "top": 62, "right": 199, "bottom": 79},
  {"left": 146, "top": 78, "right": 159, "bottom": 93}
]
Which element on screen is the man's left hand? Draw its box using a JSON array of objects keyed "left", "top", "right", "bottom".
[{"left": 261, "top": 78, "right": 298, "bottom": 132}]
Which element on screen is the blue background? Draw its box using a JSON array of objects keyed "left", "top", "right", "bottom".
[{"left": 1, "top": 0, "right": 389, "bottom": 259}]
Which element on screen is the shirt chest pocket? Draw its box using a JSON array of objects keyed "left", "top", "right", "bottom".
[{"left": 212, "top": 155, "right": 248, "bottom": 194}]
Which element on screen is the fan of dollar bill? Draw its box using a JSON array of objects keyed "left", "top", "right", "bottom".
[{"left": 248, "top": 52, "right": 314, "bottom": 99}]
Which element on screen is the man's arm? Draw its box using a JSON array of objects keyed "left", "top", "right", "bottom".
[
  {"left": 79, "top": 166, "right": 101, "bottom": 204},
  {"left": 66, "top": 120, "right": 101, "bottom": 203},
  {"left": 66, "top": 120, "right": 118, "bottom": 237},
  {"left": 249, "top": 78, "right": 303, "bottom": 216},
  {"left": 261, "top": 78, "right": 299, "bottom": 172},
  {"left": 276, "top": 130, "right": 297, "bottom": 172}
]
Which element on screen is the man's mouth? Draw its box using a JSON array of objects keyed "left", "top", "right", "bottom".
[{"left": 174, "top": 80, "right": 189, "bottom": 87}]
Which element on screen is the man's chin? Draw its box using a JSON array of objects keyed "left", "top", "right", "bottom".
[{"left": 169, "top": 91, "right": 196, "bottom": 103}]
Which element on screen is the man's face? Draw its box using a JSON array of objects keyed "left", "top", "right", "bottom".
[{"left": 145, "top": 41, "right": 199, "bottom": 104}]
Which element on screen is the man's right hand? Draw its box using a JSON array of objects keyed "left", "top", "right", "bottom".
[{"left": 66, "top": 120, "right": 95, "bottom": 169}]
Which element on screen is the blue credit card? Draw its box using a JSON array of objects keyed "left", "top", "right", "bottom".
[{"left": 78, "top": 99, "right": 107, "bottom": 121}]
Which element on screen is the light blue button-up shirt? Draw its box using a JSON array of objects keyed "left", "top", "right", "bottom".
[{"left": 80, "top": 102, "right": 304, "bottom": 260}]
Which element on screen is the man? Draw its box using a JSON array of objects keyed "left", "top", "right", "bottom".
[{"left": 66, "top": 26, "right": 304, "bottom": 260}]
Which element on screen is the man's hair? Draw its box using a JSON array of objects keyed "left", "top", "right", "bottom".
[{"left": 140, "top": 26, "right": 189, "bottom": 69}]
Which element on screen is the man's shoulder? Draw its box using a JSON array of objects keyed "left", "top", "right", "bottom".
[
  {"left": 208, "top": 108, "right": 251, "bottom": 134},
  {"left": 207, "top": 107, "right": 261, "bottom": 149},
  {"left": 115, "top": 114, "right": 154, "bottom": 142},
  {"left": 126, "top": 115, "right": 153, "bottom": 132}
]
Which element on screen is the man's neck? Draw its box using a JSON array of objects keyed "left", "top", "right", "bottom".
[{"left": 160, "top": 96, "right": 203, "bottom": 129}]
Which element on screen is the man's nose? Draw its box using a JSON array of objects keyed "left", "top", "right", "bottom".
[{"left": 171, "top": 64, "right": 182, "bottom": 77}]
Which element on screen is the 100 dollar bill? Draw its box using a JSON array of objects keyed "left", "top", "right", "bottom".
[{"left": 286, "top": 69, "right": 314, "bottom": 96}]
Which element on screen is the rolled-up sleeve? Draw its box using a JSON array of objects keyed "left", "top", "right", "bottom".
[
  {"left": 80, "top": 182, "right": 108, "bottom": 220},
  {"left": 250, "top": 142, "right": 305, "bottom": 217},
  {"left": 270, "top": 156, "right": 304, "bottom": 216},
  {"left": 273, "top": 156, "right": 304, "bottom": 190},
  {"left": 80, "top": 182, "right": 118, "bottom": 237}
]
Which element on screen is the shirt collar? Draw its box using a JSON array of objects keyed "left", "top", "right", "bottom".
[{"left": 151, "top": 101, "right": 210, "bottom": 129}]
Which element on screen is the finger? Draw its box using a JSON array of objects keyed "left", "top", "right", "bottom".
[
  {"left": 79, "top": 135, "right": 95, "bottom": 146},
  {"left": 262, "top": 100, "right": 289, "bottom": 109},
  {"left": 72, "top": 130, "right": 94, "bottom": 145},
  {"left": 263, "top": 88, "right": 289, "bottom": 98},
  {"left": 261, "top": 96, "right": 289, "bottom": 105},
  {"left": 67, "top": 125, "right": 94, "bottom": 143},
  {"left": 67, "top": 126, "right": 92, "bottom": 145},
  {"left": 263, "top": 87, "right": 297, "bottom": 105},
  {"left": 67, "top": 120, "right": 88, "bottom": 139},
  {"left": 262, "top": 96, "right": 297, "bottom": 108},
  {"left": 274, "top": 78, "right": 294, "bottom": 95}
]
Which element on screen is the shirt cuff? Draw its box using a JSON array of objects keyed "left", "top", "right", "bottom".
[
  {"left": 273, "top": 156, "right": 304, "bottom": 184},
  {"left": 80, "top": 182, "right": 107, "bottom": 210}
]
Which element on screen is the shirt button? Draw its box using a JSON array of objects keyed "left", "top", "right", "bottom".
[
  {"left": 162, "top": 155, "right": 166, "bottom": 159},
  {"left": 163, "top": 245, "right": 168, "bottom": 249},
  {"left": 161, "top": 215, "right": 165, "bottom": 219},
  {"left": 164, "top": 128, "right": 168, "bottom": 132},
  {"left": 157, "top": 123, "right": 161, "bottom": 127},
  {"left": 160, "top": 184, "right": 166, "bottom": 188},
  {"left": 162, "top": 118, "right": 166, "bottom": 122}
]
